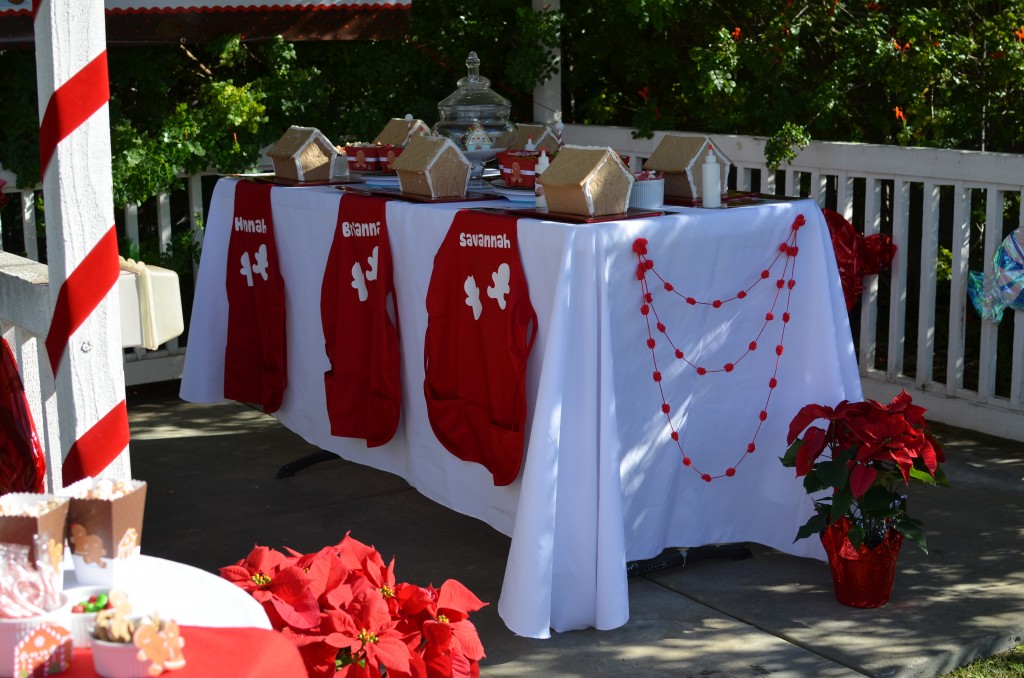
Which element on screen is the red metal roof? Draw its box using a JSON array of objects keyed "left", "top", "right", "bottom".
[{"left": 0, "top": 1, "right": 412, "bottom": 45}]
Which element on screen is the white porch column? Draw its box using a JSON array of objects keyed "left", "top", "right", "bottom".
[
  {"left": 532, "top": 0, "right": 561, "bottom": 124},
  {"left": 35, "top": 0, "right": 130, "bottom": 487}
]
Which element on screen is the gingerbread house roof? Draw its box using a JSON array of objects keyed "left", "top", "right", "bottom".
[
  {"left": 537, "top": 145, "right": 633, "bottom": 216},
  {"left": 643, "top": 134, "right": 731, "bottom": 199},
  {"left": 266, "top": 125, "right": 337, "bottom": 182},
  {"left": 372, "top": 116, "right": 431, "bottom": 146},
  {"left": 392, "top": 135, "right": 473, "bottom": 198},
  {"left": 508, "top": 124, "right": 560, "bottom": 151}
]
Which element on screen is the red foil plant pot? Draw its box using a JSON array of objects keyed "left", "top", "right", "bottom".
[{"left": 820, "top": 516, "right": 904, "bottom": 608}]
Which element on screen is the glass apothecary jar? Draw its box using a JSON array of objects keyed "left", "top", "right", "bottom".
[{"left": 433, "top": 52, "right": 516, "bottom": 155}]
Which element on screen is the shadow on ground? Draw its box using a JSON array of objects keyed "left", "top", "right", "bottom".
[{"left": 126, "top": 381, "right": 1024, "bottom": 677}]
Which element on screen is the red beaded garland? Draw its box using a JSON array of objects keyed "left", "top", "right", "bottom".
[{"left": 631, "top": 214, "right": 803, "bottom": 482}]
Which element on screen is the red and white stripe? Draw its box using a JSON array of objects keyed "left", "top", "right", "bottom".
[{"left": 34, "top": 0, "right": 130, "bottom": 486}]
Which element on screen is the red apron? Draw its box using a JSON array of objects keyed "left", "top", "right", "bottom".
[
  {"left": 0, "top": 337, "right": 45, "bottom": 494},
  {"left": 321, "top": 193, "right": 401, "bottom": 447},
  {"left": 224, "top": 180, "right": 288, "bottom": 413},
  {"left": 424, "top": 210, "right": 537, "bottom": 486}
]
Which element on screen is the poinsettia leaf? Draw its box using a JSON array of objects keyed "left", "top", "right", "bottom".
[
  {"left": 437, "top": 579, "right": 488, "bottom": 616},
  {"left": 795, "top": 512, "right": 829, "bottom": 542},
  {"left": 932, "top": 464, "right": 949, "bottom": 487},
  {"left": 908, "top": 466, "right": 937, "bottom": 485},
  {"left": 848, "top": 463, "right": 877, "bottom": 498},
  {"left": 786, "top": 403, "right": 835, "bottom": 444},
  {"left": 846, "top": 524, "right": 865, "bottom": 550},
  {"left": 858, "top": 485, "right": 901, "bottom": 517},
  {"left": 802, "top": 469, "right": 827, "bottom": 494},
  {"left": 781, "top": 439, "right": 802, "bottom": 468},
  {"left": 795, "top": 427, "right": 828, "bottom": 476},
  {"left": 896, "top": 517, "right": 928, "bottom": 554},
  {"left": 830, "top": 486, "right": 854, "bottom": 523},
  {"left": 815, "top": 459, "right": 848, "bottom": 490}
]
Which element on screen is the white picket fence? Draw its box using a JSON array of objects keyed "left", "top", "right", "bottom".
[
  {"left": 0, "top": 169, "right": 208, "bottom": 387},
  {"left": 2, "top": 127, "right": 1024, "bottom": 447}
]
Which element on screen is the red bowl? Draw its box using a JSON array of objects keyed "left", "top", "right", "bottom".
[
  {"left": 497, "top": 150, "right": 542, "bottom": 188},
  {"left": 345, "top": 145, "right": 382, "bottom": 172},
  {"left": 378, "top": 145, "right": 404, "bottom": 171}
]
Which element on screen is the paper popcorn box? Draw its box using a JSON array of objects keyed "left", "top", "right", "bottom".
[
  {"left": 61, "top": 480, "right": 147, "bottom": 586},
  {"left": 0, "top": 493, "right": 69, "bottom": 577}
]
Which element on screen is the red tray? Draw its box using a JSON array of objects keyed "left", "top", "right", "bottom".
[
  {"left": 337, "top": 186, "right": 498, "bottom": 203},
  {"left": 491, "top": 206, "right": 665, "bottom": 224},
  {"left": 663, "top": 191, "right": 793, "bottom": 207},
  {"left": 240, "top": 175, "right": 362, "bottom": 187}
]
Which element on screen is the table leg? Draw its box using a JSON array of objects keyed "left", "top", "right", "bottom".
[
  {"left": 626, "top": 544, "right": 753, "bottom": 577},
  {"left": 275, "top": 450, "right": 341, "bottom": 479}
]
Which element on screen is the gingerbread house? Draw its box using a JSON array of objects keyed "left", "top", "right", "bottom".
[
  {"left": 392, "top": 135, "right": 473, "bottom": 198},
  {"left": 642, "top": 134, "right": 731, "bottom": 200},
  {"left": 372, "top": 115, "right": 431, "bottom": 146},
  {"left": 507, "top": 124, "right": 560, "bottom": 151},
  {"left": 536, "top": 145, "right": 633, "bottom": 216},
  {"left": 266, "top": 126, "right": 338, "bottom": 182}
]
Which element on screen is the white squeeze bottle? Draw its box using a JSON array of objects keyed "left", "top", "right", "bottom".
[
  {"left": 535, "top": 147, "right": 550, "bottom": 209},
  {"left": 701, "top": 144, "right": 722, "bottom": 209}
]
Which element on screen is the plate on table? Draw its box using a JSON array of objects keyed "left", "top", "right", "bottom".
[
  {"left": 489, "top": 179, "right": 536, "bottom": 203},
  {"left": 492, "top": 187, "right": 537, "bottom": 203},
  {"left": 338, "top": 186, "right": 497, "bottom": 203},
  {"left": 495, "top": 206, "right": 666, "bottom": 224},
  {"left": 230, "top": 173, "right": 361, "bottom": 187},
  {"left": 361, "top": 174, "right": 402, "bottom": 187}
]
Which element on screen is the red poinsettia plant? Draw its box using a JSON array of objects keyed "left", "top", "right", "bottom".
[
  {"left": 221, "top": 534, "right": 487, "bottom": 678},
  {"left": 780, "top": 390, "right": 948, "bottom": 553}
]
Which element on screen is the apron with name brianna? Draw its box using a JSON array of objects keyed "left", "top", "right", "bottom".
[{"left": 321, "top": 193, "right": 401, "bottom": 447}]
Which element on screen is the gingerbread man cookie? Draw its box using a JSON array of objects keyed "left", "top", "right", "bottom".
[
  {"left": 134, "top": 618, "right": 186, "bottom": 675},
  {"left": 70, "top": 523, "right": 107, "bottom": 567}
]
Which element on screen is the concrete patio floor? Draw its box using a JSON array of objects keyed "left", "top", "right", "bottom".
[{"left": 126, "top": 380, "right": 1024, "bottom": 678}]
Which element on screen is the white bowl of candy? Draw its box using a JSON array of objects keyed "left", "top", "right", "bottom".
[{"left": 66, "top": 586, "right": 114, "bottom": 648}]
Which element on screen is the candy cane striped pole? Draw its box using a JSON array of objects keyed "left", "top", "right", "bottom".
[{"left": 34, "top": 0, "right": 131, "bottom": 488}]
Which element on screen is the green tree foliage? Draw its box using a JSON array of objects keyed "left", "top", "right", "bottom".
[
  {"left": 560, "top": 0, "right": 1024, "bottom": 167},
  {"left": 1, "top": 1, "right": 1021, "bottom": 202},
  {"left": 0, "top": 0, "right": 560, "bottom": 206}
]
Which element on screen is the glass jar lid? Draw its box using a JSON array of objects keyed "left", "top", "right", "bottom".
[{"left": 434, "top": 52, "right": 515, "bottom": 152}]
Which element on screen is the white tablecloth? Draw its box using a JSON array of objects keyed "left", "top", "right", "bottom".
[{"left": 180, "top": 178, "right": 862, "bottom": 638}]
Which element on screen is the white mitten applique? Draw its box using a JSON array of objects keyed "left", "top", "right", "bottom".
[
  {"left": 240, "top": 251, "right": 254, "bottom": 287},
  {"left": 487, "top": 263, "right": 511, "bottom": 310},
  {"left": 365, "top": 246, "right": 379, "bottom": 282},
  {"left": 351, "top": 261, "right": 368, "bottom": 302},
  {"left": 464, "top": 275, "right": 483, "bottom": 320},
  {"left": 252, "top": 243, "right": 269, "bottom": 282}
]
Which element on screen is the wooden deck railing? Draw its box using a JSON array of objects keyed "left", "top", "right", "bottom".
[
  {"left": 3, "top": 127, "right": 1024, "bottom": 442},
  {"left": 561, "top": 124, "right": 1024, "bottom": 441}
]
